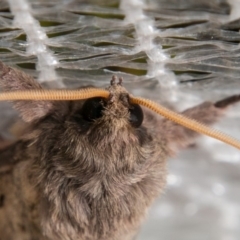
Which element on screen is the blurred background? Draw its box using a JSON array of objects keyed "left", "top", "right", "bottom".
[{"left": 1, "top": 0, "right": 240, "bottom": 239}]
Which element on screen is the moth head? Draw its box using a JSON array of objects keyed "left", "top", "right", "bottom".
[
  {"left": 57, "top": 77, "right": 147, "bottom": 153},
  {"left": 80, "top": 77, "right": 143, "bottom": 129}
]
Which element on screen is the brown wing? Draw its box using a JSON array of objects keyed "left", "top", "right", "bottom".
[{"left": 158, "top": 96, "right": 240, "bottom": 154}]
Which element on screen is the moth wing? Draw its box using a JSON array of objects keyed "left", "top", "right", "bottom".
[{"left": 0, "top": 61, "right": 53, "bottom": 122}]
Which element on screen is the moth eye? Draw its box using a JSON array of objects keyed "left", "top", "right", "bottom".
[
  {"left": 129, "top": 104, "right": 144, "bottom": 128},
  {"left": 81, "top": 97, "right": 105, "bottom": 122}
]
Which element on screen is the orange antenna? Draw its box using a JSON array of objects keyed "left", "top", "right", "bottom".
[
  {"left": 0, "top": 87, "right": 240, "bottom": 150},
  {"left": 0, "top": 88, "right": 109, "bottom": 101},
  {"left": 130, "top": 96, "right": 240, "bottom": 150}
]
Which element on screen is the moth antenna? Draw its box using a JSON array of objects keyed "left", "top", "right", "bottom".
[
  {"left": 1, "top": 86, "right": 240, "bottom": 149},
  {"left": 130, "top": 96, "right": 240, "bottom": 150},
  {"left": 0, "top": 88, "right": 109, "bottom": 101}
]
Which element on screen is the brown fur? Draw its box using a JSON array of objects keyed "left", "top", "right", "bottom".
[{"left": 0, "top": 61, "right": 238, "bottom": 240}]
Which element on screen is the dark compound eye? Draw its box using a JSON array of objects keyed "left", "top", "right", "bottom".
[
  {"left": 129, "top": 104, "right": 144, "bottom": 128},
  {"left": 81, "top": 97, "right": 105, "bottom": 122}
]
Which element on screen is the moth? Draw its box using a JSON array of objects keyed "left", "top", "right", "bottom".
[{"left": 0, "top": 60, "right": 240, "bottom": 240}]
